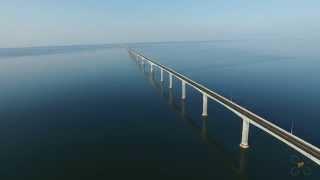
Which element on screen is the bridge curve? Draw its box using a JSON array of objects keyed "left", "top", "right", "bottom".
[{"left": 128, "top": 49, "right": 320, "bottom": 165}]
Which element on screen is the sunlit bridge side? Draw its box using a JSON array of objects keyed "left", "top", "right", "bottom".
[{"left": 128, "top": 49, "right": 320, "bottom": 166}]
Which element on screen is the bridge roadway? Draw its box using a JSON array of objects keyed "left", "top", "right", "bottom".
[{"left": 128, "top": 49, "right": 320, "bottom": 165}]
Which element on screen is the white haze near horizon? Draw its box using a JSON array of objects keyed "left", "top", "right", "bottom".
[{"left": 0, "top": 0, "right": 319, "bottom": 51}]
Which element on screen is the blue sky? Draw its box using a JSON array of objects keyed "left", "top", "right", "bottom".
[{"left": 1, "top": 0, "right": 319, "bottom": 48}]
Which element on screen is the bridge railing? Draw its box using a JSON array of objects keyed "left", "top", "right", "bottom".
[{"left": 128, "top": 49, "right": 320, "bottom": 165}]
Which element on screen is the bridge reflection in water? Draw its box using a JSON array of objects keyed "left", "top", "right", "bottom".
[{"left": 132, "top": 55, "right": 249, "bottom": 179}]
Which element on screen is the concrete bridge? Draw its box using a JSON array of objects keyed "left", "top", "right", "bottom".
[
  {"left": 135, "top": 60, "right": 249, "bottom": 179},
  {"left": 128, "top": 49, "right": 320, "bottom": 165}
]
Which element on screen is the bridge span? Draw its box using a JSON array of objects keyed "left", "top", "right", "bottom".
[{"left": 128, "top": 49, "right": 320, "bottom": 165}]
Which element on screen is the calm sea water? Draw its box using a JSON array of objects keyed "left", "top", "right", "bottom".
[{"left": 0, "top": 41, "right": 319, "bottom": 179}]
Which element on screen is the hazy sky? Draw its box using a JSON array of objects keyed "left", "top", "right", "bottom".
[{"left": 1, "top": 0, "right": 319, "bottom": 48}]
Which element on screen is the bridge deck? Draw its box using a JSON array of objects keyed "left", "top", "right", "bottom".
[{"left": 129, "top": 49, "right": 320, "bottom": 165}]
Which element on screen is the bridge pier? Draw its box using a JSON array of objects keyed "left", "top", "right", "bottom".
[
  {"left": 202, "top": 94, "right": 208, "bottom": 116},
  {"left": 240, "top": 118, "right": 250, "bottom": 149},
  {"left": 150, "top": 63, "right": 154, "bottom": 73},
  {"left": 169, "top": 73, "right": 173, "bottom": 89},
  {"left": 129, "top": 50, "right": 320, "bottom": 166},
  {"left": 140, "top": 59, "right": 145, "bottom": 73},
  {"left": 182, "top": 80, "right": 186, "bottom": 100},
  {"left": 160, "top": 69, "right": 164, "bottom": 82}
]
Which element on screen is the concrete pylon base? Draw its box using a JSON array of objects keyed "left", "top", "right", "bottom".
[{"left": 240, "top": 143, "right": 249, "bottom": 149}]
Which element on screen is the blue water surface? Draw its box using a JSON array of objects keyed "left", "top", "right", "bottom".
[{"left": 0, "top": 41, "right": 319, "bottom": 179}]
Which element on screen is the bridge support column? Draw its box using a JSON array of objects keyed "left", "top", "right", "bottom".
[
  {"left": 182, "top": 81, "right": 186, "bottom": 100},
  {"left": 169, "top": 73, "right": 173, "bottom": 88},
  {"left": 150, "top": 64, "right": 154, "bottom": 73},
  {"left": 202, "top": 94, "right": 208, "bottom": 116},
  {"left": 240, "top": 118, "right": 250, "bottom": 149},
  {"left": 160, "top": 69, "right": 164, "bottom": 82}
]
